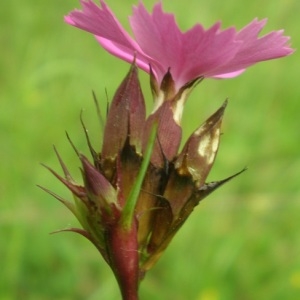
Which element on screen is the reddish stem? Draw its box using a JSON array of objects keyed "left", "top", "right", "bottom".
[{"left": 107, "top": 219, "right": 140, "bottom": 300}]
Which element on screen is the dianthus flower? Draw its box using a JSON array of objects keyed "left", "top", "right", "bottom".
[{"left": 41, "top": 2, "right": 293, "bottom": 299}]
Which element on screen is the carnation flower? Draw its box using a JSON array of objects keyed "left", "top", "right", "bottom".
[{"left": 40, "top": 2, "right": 293, "bottom": 299}]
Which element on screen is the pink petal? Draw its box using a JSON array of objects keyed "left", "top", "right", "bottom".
[
  {"left": 206, "top": 19, "right": 294, "bottom": 77},
  {"left": 130, "top": 3, "right": 244, "bottom": 89},
  {"left": 177, "top": 23, "right": 241, "bottom": 86},
  {"left": 65, "top": 1, "right": 294, "bottom": 88},
  {"left": 65, "top": 0, "right": 153, "bottom": 74},
  {"left": 129, "top": 2, "right": 183, "bottom": 83}
]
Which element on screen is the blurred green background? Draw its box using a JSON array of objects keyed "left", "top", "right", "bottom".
[{"left": 1, "top": 0, "right": 299, "bottom": 299}]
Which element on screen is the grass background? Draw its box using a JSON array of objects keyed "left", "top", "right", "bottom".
[{"left": 1, "top": 0, "right": 299, "bottom": 299}]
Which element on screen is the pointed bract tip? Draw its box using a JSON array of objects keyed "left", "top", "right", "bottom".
[
  {"left": 175, "top": 101, "right": 227, "bottom": 185},
  {"left": 101, "top": 62, "right": 146, "bottom": 159}
]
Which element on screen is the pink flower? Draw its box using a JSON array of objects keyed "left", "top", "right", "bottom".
[{"left": 65, "top": 0, "right": 293, "bottom": 91}]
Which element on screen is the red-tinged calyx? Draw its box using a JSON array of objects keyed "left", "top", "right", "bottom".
[
  {"left": 143, "top": 100, "right": 182, "bottom": 168},
  {"left": 175, "top": 100, "right": 227, "bottom": 187},
  {"left": 158, "top": 68, "right": 176, "bottom": 102},
  {"left": 145, "top": 70, "right": 203, "bottom": 168},
  {"left": 150, "top": 67, "right": 176, "bottom": 112},
  {"left": 101, "top": 63, "right": 145, "bottom": 161},
  {"left": 150, "top": 68, "right": 202, "bottom": 115}
]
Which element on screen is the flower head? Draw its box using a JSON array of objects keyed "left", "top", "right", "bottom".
[{"left": 65, "top": 0, "right": 293, "bottom": 92}]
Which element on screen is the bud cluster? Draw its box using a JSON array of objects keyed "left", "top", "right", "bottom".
[{"left": 42, "top": 63, "right": 244, "bottom": 299}]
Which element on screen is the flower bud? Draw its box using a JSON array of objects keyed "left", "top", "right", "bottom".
[{"left": 101, "top": 63, "right": 145, "bottom": 161}]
